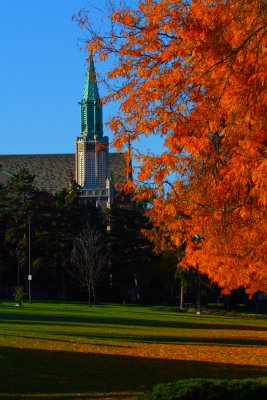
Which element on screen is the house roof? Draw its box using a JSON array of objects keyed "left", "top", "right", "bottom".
[{"left": 0, "top": 153, "right": 126, "bottom": 194}]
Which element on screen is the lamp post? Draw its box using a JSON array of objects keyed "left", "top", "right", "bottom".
[
  {"left": 197, "top": 272, "right": 201, "bottom": 314},
  {"left": 28, "top": 214, "right": 32, "bottom": 303},
  {"left": 16, "top": 247, "right": 20, "bottom": 287}
]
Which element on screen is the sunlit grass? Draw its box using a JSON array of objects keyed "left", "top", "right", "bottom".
[{"left": 0, "top": 301, "right": 266, "bottom": 399}]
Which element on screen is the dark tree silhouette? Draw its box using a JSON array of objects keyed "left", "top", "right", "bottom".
[{"left": 70, "top": 223, "right": 108, "bottom": 306}]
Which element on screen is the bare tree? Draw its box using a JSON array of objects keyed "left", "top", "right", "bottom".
[{"left": 70, "top": 223, "right": 108, "bottom": 306}]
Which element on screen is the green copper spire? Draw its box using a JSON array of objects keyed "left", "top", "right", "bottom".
[
  {"left": 79, "top": 57, "right": 103, "bottom": 136},
  {"left": 82, "top": 57, "right": 100, "bottom": 102}
]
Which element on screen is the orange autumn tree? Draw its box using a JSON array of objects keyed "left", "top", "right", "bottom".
[{"left": 76, "top": 0, "right": 267, "bottom": 296}]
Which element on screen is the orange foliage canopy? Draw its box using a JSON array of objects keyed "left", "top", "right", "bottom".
[{"left": 77, "top": 0, "right": 267, "bottom": 295}]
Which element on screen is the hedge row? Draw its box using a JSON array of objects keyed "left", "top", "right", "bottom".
[{"left": 140, "top": 378, "right": 267, "bottom": 400}]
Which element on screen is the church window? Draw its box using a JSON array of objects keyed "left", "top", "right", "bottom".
[
  {"left": 98, "top": 150, "right": 107, "bottom": 186},
  {"left": 86, "top": 152, "right": 96, "bottom": 186}
]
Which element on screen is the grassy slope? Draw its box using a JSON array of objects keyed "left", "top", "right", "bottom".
[{"left": 0, "top": 301, "right": 266, "bottom": 399}]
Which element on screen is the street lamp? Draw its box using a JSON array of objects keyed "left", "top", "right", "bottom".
[
  {"left": 28, "top": 214, "right": 32, "bottom": 303},
  {"left": 16, "top": 247, "right": 20, "bottom": 287},
  {"left": 197, "top": 272, "right": 201, "bottom": 314}
]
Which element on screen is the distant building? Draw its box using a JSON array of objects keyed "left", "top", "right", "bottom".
[{"left": 0, "top": 59, "right": 126, "bottom": 207}]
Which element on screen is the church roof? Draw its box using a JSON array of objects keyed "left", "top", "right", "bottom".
[{"left": 0, "top": 153, "right": 126, "bottom": 194}]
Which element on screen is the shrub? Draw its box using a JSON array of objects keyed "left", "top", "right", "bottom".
[
  {"left": 14, "top": 286, "right": 26, "bottom": 304},
  {"left": 140, "top": 378, "right": 267, "bottom": 400},
  {"left": 150, "top": 306, "right": 182, "bottom": 313}
]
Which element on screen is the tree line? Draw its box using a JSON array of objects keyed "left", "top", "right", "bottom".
[
  {"left": 0, "top": 168, "right": 203, "bottom": 306},
  {"left": 0, "top": 168, "right": 262, "bottom": 310}
]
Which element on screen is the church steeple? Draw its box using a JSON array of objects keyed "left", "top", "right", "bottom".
[
  {"left": 75, "top": 58, "right": 112, "bottom": 209},
  {"left": 82, "top": 58, "right": 100, "bottom": 102},
  {"left": 79, "top": 57, "right": 103, "bottom": 137}
]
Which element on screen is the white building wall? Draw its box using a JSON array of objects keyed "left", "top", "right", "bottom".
[{"left": 78, "top": 151, "right": 84, "bottom": 186}]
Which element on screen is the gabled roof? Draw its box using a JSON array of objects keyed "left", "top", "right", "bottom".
[{"left": 0, "top": 153, "right": 126, "bottom": 194}]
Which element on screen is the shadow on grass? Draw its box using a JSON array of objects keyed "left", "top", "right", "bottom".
[
  {"left": 5, "top": 331, "right": 267, "bottom": 347},
  {"left": 1, "top": 310, "right": 267, "bottom": 332},
  {"left": 0, "top": 345, "right": 267, "bottom": 398}
]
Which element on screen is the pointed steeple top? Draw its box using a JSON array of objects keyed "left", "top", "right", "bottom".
[
  {"left": 82, "top": 57, "right": 100, "bottom": 102},
  {"left": 79, "top": 57, "right": 103, "bottom": 136}
]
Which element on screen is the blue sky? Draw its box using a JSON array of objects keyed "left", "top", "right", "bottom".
[{"left": 0, "top": 0, "right": 121, "bottom": 155}]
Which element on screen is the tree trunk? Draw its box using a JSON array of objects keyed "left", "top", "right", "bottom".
[
  {"left": 59, "top": 264, "right": 66, "bottom": 300},
  {"left": 196, "top": 273, "right": 201, "bottom": 313},
  {"left": 224, "top": 295, "right": 231, "bottom": 310},
  {"left": 252, "top": 293, "right": 259, "bottom": 313},
  {"left": 92, "top": 283, "right": 98, "bottom": 304},
  {"left": 134, "top": 275, "right": 141, "bottom": 303},
  {"left": 88, "top": 284, "right": 92, "bottom": 307},
  {"left": 180, "top": 278, "right": 184, "bottom": 309}
]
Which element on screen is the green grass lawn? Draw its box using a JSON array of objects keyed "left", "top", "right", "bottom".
[{"left": 0, "top": 301, "right": 266, "bottom": 399}]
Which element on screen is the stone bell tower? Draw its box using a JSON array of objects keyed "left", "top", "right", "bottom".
[{"left": 75, "top": 58, "right": 113, "bottom": 208}]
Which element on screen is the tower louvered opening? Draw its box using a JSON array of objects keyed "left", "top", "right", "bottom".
[{"left": 87, "top": 104, "right": 94, "bottom": 131}]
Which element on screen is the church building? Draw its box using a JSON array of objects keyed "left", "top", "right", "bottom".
[{"left": 0, "top": 60, "right": 125, "bottom": 207}]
